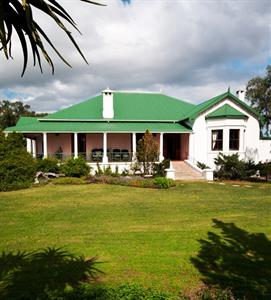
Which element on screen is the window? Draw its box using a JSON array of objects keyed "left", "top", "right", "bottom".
[
  {"left": 212, "top": 130, "right": 223, "bottom": 151},
  {"left": 229, "top": 129, "right": 240, "bottom": 150}
]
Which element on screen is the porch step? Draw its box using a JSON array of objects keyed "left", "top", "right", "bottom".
[{"left": 172, "top": 161, "right": 204, "bottom": 180}]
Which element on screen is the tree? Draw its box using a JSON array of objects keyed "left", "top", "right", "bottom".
[
  {"left": 0, "top": 0, "right": 104, "bottom": 76},
  {"left": 246, "top": 65, "right": 271, "bottom": 135},
  {"left": 0, "top": 132, "right": 36, "bottom": 191},
  {"left": 136, "top": 130, "right": 159, "bottom": 175},
  {"left": 0, "top": 99, "right": 47, "bottom": 130}
]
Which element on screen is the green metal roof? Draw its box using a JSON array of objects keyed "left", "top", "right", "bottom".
[
  {"left": 4, "top": 90, "right": 264, "bottom": 134},
  {"left": 205, "top": 104, "right": 248, "bottom": 120},
  {"left": 16, "top": 117, "right": 38, "bottom": 126},
  {"left": 42, "top": 92, "right": 195, "bottom": 121},
  {"left": 181, "top": 90, "right": 261, "bottom": 124},
  {"left": 5, "top": 120, "right": 191, "bottom": 133}
]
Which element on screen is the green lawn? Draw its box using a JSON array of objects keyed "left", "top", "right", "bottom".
[{"left": 0, "top": 182, "right": 270, "bottom": 293}]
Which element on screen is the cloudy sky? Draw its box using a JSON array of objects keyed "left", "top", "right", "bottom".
[{"left": 0, "top": 0, "right": 270, "bottom": 112}]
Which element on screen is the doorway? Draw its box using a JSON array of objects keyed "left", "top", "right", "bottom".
[{"left": 163, "top": 134, "right": 181, "bottom": 160}]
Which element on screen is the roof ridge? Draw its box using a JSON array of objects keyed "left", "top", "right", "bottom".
[{"left": 114, "top": 90, "right": 162, "bottom": 94}]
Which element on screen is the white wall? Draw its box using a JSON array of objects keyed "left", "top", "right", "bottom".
[{"left": 189, "top": 98, "right": 264, "bottom": 168}]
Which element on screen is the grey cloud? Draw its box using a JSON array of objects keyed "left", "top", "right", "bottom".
[{"left": 0, "top": 0, "right": 270, "bottom": 111}]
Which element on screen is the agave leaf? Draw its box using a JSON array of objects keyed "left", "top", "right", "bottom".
[
  {"left": 80, "top": 0, "right": 106, "bottom": 6},
  {"left": 48, "top": 0, "right": 77, "bottom": 24},
  {"left": 0, "top": 0, "right": 105, "bottom": 75},
  {"left": 0, "top": 0, "right": 8, "bottom": 58},
  {"left": 34, "top": 21, "right": 72, "bottom": 68},
  {"left": 11, "top": 20, "right": 28, "bottom": 76}
]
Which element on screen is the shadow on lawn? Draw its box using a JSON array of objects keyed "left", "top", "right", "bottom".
[
  {"left": 191, "top": 219, "right": 271, "bottom": 299},
  {"left": 0, "top": 247, "right": 103, "bottom": 299}
]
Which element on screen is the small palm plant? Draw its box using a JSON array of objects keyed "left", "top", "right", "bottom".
[{"left": 0, "top": 0, "right": 104, "bottom": 76}]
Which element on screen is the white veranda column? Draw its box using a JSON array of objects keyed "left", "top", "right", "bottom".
[
  {"left": 102, "top": 132, "right": 108, "bottom": 164},
  {"left": 26, "top": 138, "right": 32, "bottom": 153},
  {"left": 43, "top": 132, "right": 48, "bottom": 158},
  {"left": 132, "top": 132, "right": 137, "bottom": 160},
  {"left": 32, "top": 139, "right": 36, "bottom": 158},
  {"left": 74, "top": 133, "right": 78, "bottom": 158},
  {"left": 159, "top": 133, "right": 164, "bottom": 162}
]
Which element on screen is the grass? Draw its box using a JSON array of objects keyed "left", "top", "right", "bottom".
[{"left": 0, "top": 181, "right": 270, "bottom": 293}]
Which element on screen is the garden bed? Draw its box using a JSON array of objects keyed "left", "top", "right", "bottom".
[{"left": 87, "top": 175, "right": 176, "bottom": 189}]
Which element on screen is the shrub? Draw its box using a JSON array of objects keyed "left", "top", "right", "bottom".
[
  {"left": 112, "top": 166, "right": 120, "bottom": 177},
  {"left": 214, "top": 153, "right": 255, "bottom": 180},
  {"left": 103, "top": 165, "right": 113, "bottom": 176},
  {"left": 121, "top": 168, "right": 129, "bottom": 176},
  {"left": 183, "top": 284, "right": 234, "bottom": 300},
  {"left": 62, "top": 283, "right": 173, "bottom": 300},
  {"left": 153, "top": 159, "right": 170, "bottom": 177},
  {"left": 36, "top": 157, "right": 60, "bottom": 173},
  {"left": 95, "top": 162, "right": 103, "bottom": 176},
  {"left": 153, "top": 177, "right": 175, "bottom": 189},
  {"left": 51, "top": 177, "right": 86, "bottom": 185},
  {"left": 60, "top": 157, "right": 90, "bottom": 178},
  {"left": 0, "top": 132, "right": 36, "bottom": 191},
  {"left": 197, "top": 161, "right": 210, "bottom": 170},
  {"left": 261, "top": 162, "right": 271, "bottom": 180}
]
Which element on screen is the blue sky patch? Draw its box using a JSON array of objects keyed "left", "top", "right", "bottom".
[{"left": 121, "top": 0, "right": 131, "bottom": 5}]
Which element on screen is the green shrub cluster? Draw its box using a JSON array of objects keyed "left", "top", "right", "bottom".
[
  {"left": 153, "top": 177, "right": 175, "bottom": 189},
  {"left": 197, "top": 161, "right": 210, "bottom": 170},
  {"left": 214, "top": 153, "right": 271, "bottom": 181},
  {"left": 36, "top": 157, "right": 60, "bottom": 173},
  {"left": 95, "top": 164, "right": 121, "bottom": 177},
  {"left": 46, "top": 283, "right": 174, "bottom": 300},
  {"left": 153, "top": 159, "right": 170, "bottom": 177},
  {"left": 182, "top": 284, "right": 234, "bottom": 300},
  {"left": 60, "top": 157, "right": 90, "bottom": 178},
  {"left": 87, "top": 175, "right": 175, "bottom": 189},
  {"left": 0, "top": 132, "right": 36, "bottom": 191}
]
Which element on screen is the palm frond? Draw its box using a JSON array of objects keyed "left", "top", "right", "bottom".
[{"left": 0, "top": 0, "right": 105, "bottom": 76}]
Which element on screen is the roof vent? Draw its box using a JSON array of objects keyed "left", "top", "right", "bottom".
[
  {"left": 236, "top": 90, "right": 245, "bottom": 101},
  {"left": 102, "top": 88, "right": 114, "bottom": 119}
]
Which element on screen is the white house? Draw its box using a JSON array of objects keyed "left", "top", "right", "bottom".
[{"left": 4, "top": 89, "right": 271, "bottom": 180}]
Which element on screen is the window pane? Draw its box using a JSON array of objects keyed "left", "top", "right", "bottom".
[
  {"left": 229, "top": 129, "right": 239, "bottom": 150},
  {"left": 212, "top": 130, "right": 223, "bottom": 151}
]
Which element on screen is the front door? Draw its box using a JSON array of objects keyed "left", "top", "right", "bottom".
[{"left": 163, "top": 134, "right": 181, "bottom": 160}]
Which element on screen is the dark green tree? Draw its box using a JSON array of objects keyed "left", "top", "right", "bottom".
[
  {"left": 246, "top": 65, "right": 271, "bottom": 135},
  {"left": 0, "top": 132, "right": 36, "bottom": 191},
  {"left": 136, "top": 130, "right": 159, "bottom": 175},
  {"left": 0, "top": 0, "right": 104, "bottom": 76},
  {"left": 0, "top": 99, "right": 47, "bottom": 130}
]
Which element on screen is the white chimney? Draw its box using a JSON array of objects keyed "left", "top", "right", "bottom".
[
  {"left": 236, "top": 90, "right": 245, "bottom": 101},
  {"left": 102, "top": 88, "right": 114, "bottom": 119}
]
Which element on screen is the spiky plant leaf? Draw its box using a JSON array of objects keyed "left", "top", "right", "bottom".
[{"left": 0, "top": 0, "right": 105, "bottom": 76}]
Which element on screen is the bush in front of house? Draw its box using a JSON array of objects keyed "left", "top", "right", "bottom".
[
  {"left": 153, "top": 177, "right": 175, "bottom": 189},
  {"left": 197, "top": 161, "right": 210, "bottom": 170},
  {"left": 258, "top": 161, "right": 271, "bottom": 180},
  {"left": 214, "top": 153, "right": 271, "bottom": 181},
  {"left": 60, "top": 157, "right": 90, "bottom": 178},
  {"left": 36, "top": 157, "right": 60, "bottom": 173},
  {"left": 214, "top": 153, "right": 255, "bottom": 180},
  {"left": 153, "top": 159, "right": 170, "bottom": 177},
  {"left": 87, "top": 175, "right": 175, "bottom": 189},
  {"left": 0, "top": 132, "right": 36, "bottom": 191}
]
